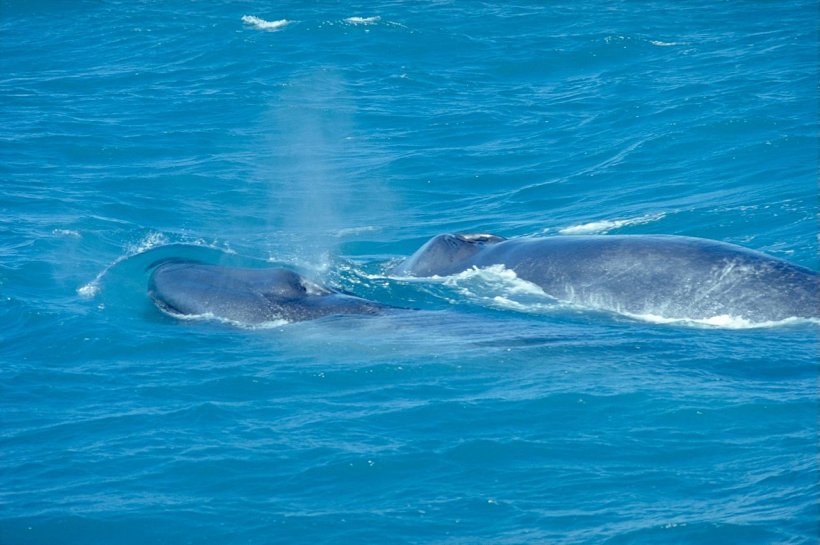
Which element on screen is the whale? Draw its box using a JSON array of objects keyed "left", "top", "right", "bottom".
[
  {"left": 148, "top": 260, "right": 388, "bottom": 324},
  {"left": 391, "top": 233, "right": 819, "bottom": 323}
]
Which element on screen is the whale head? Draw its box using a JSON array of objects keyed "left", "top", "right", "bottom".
[
  {"left": 391, "top": 233, "right": 506, "bottom": 277},
  {"left": 148, "top": 262, "right": 333, "bottom": 322}
]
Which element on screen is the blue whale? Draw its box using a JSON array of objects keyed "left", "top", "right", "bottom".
[
  {"left": 391, "top": 233, "right": 819, "bottom": 323},
  {"left": 148, "top": 260, "right": 387, "bottom": 324}
]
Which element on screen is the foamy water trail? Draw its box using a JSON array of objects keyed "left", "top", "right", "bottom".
[{"left": 344, "top": 16, "right": 381, "bottom": 25}]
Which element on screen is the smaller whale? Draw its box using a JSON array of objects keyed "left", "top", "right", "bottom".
[
  {"left": 148, "top": 260, "right": 387, "bottom": 324},
  {"left": 391, "top": 233, "right": 819, "bottom": 323}
]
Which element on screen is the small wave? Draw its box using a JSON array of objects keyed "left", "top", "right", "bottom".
[
  {"left": 344, "top": 16, "right": 381, "bottom": 25},
  {"left": 78, "top": 232, "right": 170, "bottom": 298},
  {"left": 558, "top": 213, "right": 665, "bottom": 235},
  {"left": 77, "top": 233, "right": 235, "bottom": 299},
  {"left": 241, "top": 15, "right": 290, "bottom": 31}
]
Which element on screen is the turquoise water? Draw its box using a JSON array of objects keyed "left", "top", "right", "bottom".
[{"left": 2, "top": 1, "right": 818, "bottom": 544}]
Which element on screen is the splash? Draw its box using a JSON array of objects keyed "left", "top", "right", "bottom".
[
  {"left": 125, "top": 232, "right": 169, "bottom": 256},
  {"left": 442, "top": 265, "right": 546, "bottom": 296},
  {"left": 77, "top": 282, "right": 101, "bottom": 298},
  {"left": 391, "top": 265, "right": 558, "bottom": 313},
  {"left": 444, "top": 266, "right": 559, "bottom": 313}
]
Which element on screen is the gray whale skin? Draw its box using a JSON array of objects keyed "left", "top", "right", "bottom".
[
  {"left": 148, "top": 260, "right": 385, "bottom": 324},
  {"left": 391, "top": 233, "right": 819, "bottom": 322}
]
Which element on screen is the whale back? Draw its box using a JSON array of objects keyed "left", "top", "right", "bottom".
[
  {"left": 396, "top": 234, "right": 818, "bottom": 323},
  {"left": 391, "top": 233, "right": 505, "bottom": 277},
  {"left": 476, "top": 235, "right": 819, "bottom": 322}
]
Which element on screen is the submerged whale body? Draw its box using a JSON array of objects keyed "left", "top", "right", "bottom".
[
  {"left": 148, "top": 260, "right": 386, "bottom": 324},
  {"left": 391, "top": 233, "right": 819, "bottom": 323}
]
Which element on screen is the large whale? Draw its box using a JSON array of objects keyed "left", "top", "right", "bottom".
[
  {"left": 391, "top": 233, "right": 819, "bottom": 323},
  {"left": 148, "top": 260, "right": 387, "bottom": 324}
]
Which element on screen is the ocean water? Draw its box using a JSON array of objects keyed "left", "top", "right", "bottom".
[{"left": 1, "top": 1, "right": 818, "bottom": 543}]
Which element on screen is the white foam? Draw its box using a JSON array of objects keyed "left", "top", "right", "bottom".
[
  {"left": 650, "top": 40, "right": 684, "bottom": 47},
  {"left": 242, "top": 15, "right": 290, "bottom": 31},
  {"left": 77, "top": 283, "right": 100, "bottom": 298},
  {"left": 439, "top": 265, "right": 560, "bottom": 313},
  {"left": 344, "top": 16, "right": 381, "bottom": 25},
  {"left": 443, "top": 265, "right": 545, "bottom": 295},
  {"left": 621, "top": 312, "right": 819, "bottom": 330},
  {"left": 126, "top": 232, "right": 169, "bottom": 255},
  {"left": 52, "top": 228, "right": 81, "bottom": 238},
  {"left": 558, "top": 213, "right": 665, "bottom": 235},
  {"left": 393, "top": 266, "right": 551, "bottom": 300}
]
